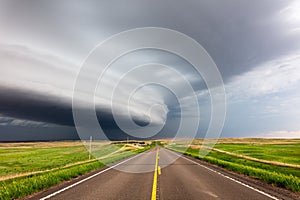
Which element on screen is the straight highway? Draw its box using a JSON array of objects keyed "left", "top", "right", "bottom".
[{"left": 28, "top": 147, "right": 295, "bottom": 200}]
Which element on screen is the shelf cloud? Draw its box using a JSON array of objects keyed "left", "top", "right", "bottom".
[{"left": 0, "top": 0, "right": 300, "bottom": 140}]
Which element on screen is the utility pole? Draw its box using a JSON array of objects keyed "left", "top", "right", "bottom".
[{"left": 89, "top": 136, "right": 92, "bottom": 160}]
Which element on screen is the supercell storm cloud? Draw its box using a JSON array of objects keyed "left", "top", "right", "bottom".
[{"left": 0, "top": 0, "right": 300, "bottom": 140}]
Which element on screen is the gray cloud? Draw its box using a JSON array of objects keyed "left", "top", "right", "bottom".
[
  {"left": 1, "top": 0, "right": 299, "bottom": 78},
  {"left": 0, "top": 0, "right": 300, "bottom": 139}
]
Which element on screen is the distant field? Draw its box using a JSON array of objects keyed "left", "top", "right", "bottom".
[
  {"left": 1, "top": 138, "right": 299, "bottom": 199},
  {"left": 167, "top": 138, "right": 300, "bottom": 192},
  {"left": 214, "top": 142, "right": 300, "bottom": 166},
  {"left": 0, "top": 141, "right": 153, "bottom": 200},
  {"left": 0, "top": 141, "right": 89, "bottom": 178},
  {"left": 171, "top": 138, "right": 300, "bottom": 165}
]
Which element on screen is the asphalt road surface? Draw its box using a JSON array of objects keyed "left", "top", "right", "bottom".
[{"left": 29, "top": 147, "right": 295, "bottom": 200}]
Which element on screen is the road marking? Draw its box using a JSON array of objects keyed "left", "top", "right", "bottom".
[
  {"left": 166, "top": 149, "right": 279, "bottom": 200},
  {"left": 158, "top": 151, "right": 161, "bottom": 175},
  {"left": 151, "top": 149, "right": 159, "bottom": 200},
  {"left": 40, "top": 152, "right": 145, "bottom": 200},
  {"left": 203, "top": 191, "right": 218, "bottom": 198}
]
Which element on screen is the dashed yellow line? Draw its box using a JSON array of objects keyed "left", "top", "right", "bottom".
[{"left": 151, "top": 148, "right": 161, "bottom": 200}]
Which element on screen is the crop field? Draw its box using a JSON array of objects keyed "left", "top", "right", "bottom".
[
  {"left": 0, "top": 141, "right": 153, "bottom": 200},
  {"left": 167, "top": 138, "right": 300, "bottom": 192}
]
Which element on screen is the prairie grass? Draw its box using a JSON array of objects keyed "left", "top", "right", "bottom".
[
  {"left": 214, "top": 143, "right": 300, "bottom": 165},
  {"left": 168, "top": 139, "right": 300, "bottom": 192},
  {"left": 0, "top": 141, "right": 154, "bottom": 200}
]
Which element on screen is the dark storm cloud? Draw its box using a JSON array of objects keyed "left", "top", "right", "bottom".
[
  {"left": 0, "top": 86, "right": 74, "bottom": 126},
  {"left": 0, "top": 85, "right": 161, "bottom": 140},
  {"left": 0, "top": 0, "right": 300, "bottom": 139},
  {"left": 0, "top": 85, "right": 154, "bottom": 125},
  {"left": 0, "top": 125, "right": 79, "bottom": 142}
]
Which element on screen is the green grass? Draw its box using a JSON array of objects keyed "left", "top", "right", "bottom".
[
  {"left": 0, "top": 161, "right": 104, "bottom": 200},
  {"left": 0, "top": 141, "right": 154, "bottom": 200},
  {"left": 0, "top": 142, "right": 149, "bottom": 178},
  {"left": 168, "top": 145, "right": 300, "bottom": 192},
  {"left": 214, "top": 143, "right": 300, "bottom": 165},
  {"left": 0, "top": 145, "right": 89, "bottom": 177}
]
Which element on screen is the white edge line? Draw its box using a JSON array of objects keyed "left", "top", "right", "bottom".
[
  {"left": 40, "top": 152, "right": 145, "bottom": 200},
  {"left": 166, "top": 149, "right": 279, "bottom": 200}
]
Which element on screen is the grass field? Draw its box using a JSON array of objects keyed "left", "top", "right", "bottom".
[
  {"left": 214, "top": 142, "right": 300, "bottom": 165},
  {"left": 0, "top": 142, "right": 89, "bottom": 178},
  {"left": 1, "top": 138, "right": 299, "bottom": 199},
  {"left": 166, "top": 138, "right": 300, "bottom": 192},
  {"left": 0, "top": 141, "right": 154, "bottom": 200}
]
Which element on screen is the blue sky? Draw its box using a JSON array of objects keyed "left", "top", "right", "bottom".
[{"left": 0, "top": 0, "right": 300, "bottom": 140}]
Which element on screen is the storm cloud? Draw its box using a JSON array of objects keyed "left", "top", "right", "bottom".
[{"left": 0, "top": 0, "right": 300, "bottom": 140}]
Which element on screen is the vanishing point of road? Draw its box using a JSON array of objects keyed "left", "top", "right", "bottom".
[{"left": 28, "top": 147, "right": 296, "bottom": 200}]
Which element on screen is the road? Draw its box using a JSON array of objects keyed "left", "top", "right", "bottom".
[{"left": 29, "top": 147, "right": 293, "bottom": 200}]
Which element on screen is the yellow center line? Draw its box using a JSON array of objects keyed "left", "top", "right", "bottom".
[{"left": 151, "top": 148, "right": 160, "bottom": 200}]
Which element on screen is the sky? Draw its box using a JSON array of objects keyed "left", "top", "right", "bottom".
[{"left": 0, "top": 0, "right": 300, "bottom": 141}]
